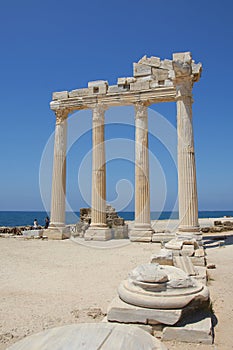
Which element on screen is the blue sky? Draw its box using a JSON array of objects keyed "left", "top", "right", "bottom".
[{"left": 0, "top": 0, "right": 232, "bottom": 212}]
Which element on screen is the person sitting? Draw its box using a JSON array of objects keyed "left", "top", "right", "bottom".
[{"left": 33, "top": 219, "right": 38, "bottom": 229}]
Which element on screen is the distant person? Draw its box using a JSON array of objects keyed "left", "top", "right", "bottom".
[
  {"left": 33, "top": 219, "right": 38, "bottom": 229},
  {"left": 44, "top": 216, "right": 50, "bottom": 229}
]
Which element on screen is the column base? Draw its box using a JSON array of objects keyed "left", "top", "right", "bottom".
[
  {"left": 45, "top": 226, "right": 70, "bottom": 240},
  {"left": 177, "top": 226, "right": 202, "bottom": 242},
  {"left": 84, "top": 226, "right": 112, "bottom": 241},
  {"left": 129, "top": 225, "right": 154, "bottom": 242}
]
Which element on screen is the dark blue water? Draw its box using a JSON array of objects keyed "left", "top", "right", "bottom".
[{"left": 0, "top": 211, "right": 232, "bottom": 227}]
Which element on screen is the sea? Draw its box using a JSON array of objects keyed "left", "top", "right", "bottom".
[{"left": 0, "top": 211, "right": 232, "bottom": 227}]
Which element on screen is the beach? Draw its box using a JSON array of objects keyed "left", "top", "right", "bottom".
[{"left": 0, "top": 225, "right": 233, "bottom": 350}]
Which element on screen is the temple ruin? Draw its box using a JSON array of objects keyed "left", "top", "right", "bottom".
[{"left": 47, "top": 51, "right": 202, "bottom": 241}]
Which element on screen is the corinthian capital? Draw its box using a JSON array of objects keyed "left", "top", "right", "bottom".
[
  {"left": 134, "top": 102, "right": 148, "bottom": 120},
  {"left": 55, "top": 109, "right": 70, "bottom": 125},
  {"left": 92, "top": 103, "right": 107, "bottom": 122}
]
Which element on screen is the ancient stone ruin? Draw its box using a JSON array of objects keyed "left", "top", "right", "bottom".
[{"left": 47, "top": 51, "right": 202, "bottom": 242}]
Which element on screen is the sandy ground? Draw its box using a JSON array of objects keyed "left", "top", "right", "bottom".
[{"left": 0, "top": 232, "right": 233, "bottom": 350}]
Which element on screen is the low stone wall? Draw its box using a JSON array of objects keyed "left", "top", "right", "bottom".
[{"left": 0, "top": 226, "right": 43, "bottom": 235}]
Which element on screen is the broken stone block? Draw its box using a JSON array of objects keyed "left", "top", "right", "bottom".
[
  {"left": 160, "top": 59, "right": 173, "bottom": 70},
  {"left": 69, "top": 88, "right": 90, "bottom": 98},
  {"left": 133, "top": 63, "right": 152, "bottom": 77},
  {"left": 88, "top": 80, "right": 108, "bottom": 87},
  {"left": 172, "top": 51, "right": 192, "bottom": 63},
  {"left": 181, "top": 244, "right": 195, "bottom": 257},
  {"left": 162, "top": 316, "right": 212, "bottom": 344},
  {"left": 89, "top": 85, "right": 107, "bottom": 94},
  {"left": 130, "top": 81, "right": 150, "bottom": 91},
  {"left": 107, "top": 297, "right": 182, "bottom": 326},
  {"left": 152, "top": 68, "right": 169, "bottom": 81},
  {"left": 108, "top": 85, "right": 121, "bottom": 94},
  {"left": 190, "top": 256, "right": 206, "bottom": 267},
  {"left": 194, "top": 248, "right": 205, "bottom": 257},
  {"left": 165, "top": 239, "right": 183, "bottom": 250},
  {"left": 150, "top": 56, "right": 161, "bottom": 67},
  {"left": 52, "top": 91, "right": 68, "bottom": 100},
  {"left": 173, "top": 256, "right": 196, "bottom": 276},
  {"left": 150, "top": 249, "right": 173, "bottom": 266}
]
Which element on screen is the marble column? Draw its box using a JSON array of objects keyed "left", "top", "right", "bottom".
[
  {"left": 176, "top": 77, "right": 201, "bottom": 237},
  {"left": 130, "top": 102, "right": 153, "bottom": 242},
  {"left": 85, "top": 104, "right": 111, "bottom": 241},
  {"left": 48, "top": 109, "right": 69, "bottom": 239}
]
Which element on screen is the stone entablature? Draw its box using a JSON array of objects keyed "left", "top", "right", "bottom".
[{"left": 50, "top": 52, "right": 202, "bottom": 111}]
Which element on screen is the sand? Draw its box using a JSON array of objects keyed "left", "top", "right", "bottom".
[{"left": 0, "top": 232, "right": 232, "bottom": 350}]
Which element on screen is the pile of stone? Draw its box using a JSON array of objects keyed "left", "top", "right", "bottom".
[
  {"left": 80, "top": 205, "right": 125, "bottom": 228},
  {"left": 201, "top": 219, "right": 233, "bottom": 233},
  {"left": 0, "top": 226, "right": 43, "bottom": 236}
]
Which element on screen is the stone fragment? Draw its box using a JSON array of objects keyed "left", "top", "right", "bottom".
[
  {"left": 130, "top": 81, "right": 150, "bottom": 91},
  {"left": 133, "top": 63, "right": 152, "bottom": 77},
  {"left": 190, "top": 256, "right": 206, "bottom": 267},
  {"left": 152, "top": 68, "right": 169, "bottom": 81},
  {"left": 173, "top": 256, "right": 196, "bottom": 276},
  {"left": 108, "top": 85, "right": 121, "bottom": 94},
  {"left": 107, "top": 297, "right": 182, "bottom": 326},
  {"left": 194, "top": 248, "right": 205, "bottom": 257},
  {"left": 69, "top": 88, "right": 90, "bottom": 98},
  {"left": 194, "top": 266, "right": 207, "bottom": 285},
  {"left": 181, "top": 244, "right": 195, "bottom": 257},
  {"left": 52, "top": 91, "right": 68, "bottom": 100},
  {"left": 150, "top": 249, "right": 173, "bottom": 266},
  {"left": 117, "top": 77, "right": 136, "bottom": 85},
  {"left": 160, "top": 59, "right": 173, "bottom": 70},
  {"left": 165, "top": 238, "right": 183, "bottom": 250},
  {"left": 88, "top": 80, "right": 108, "bottom": 87},
  {"left": 172, "top": 51, "right": 192, "bottom": 63},
  {"left": 162, "top": 316, "right": 212, "bottom": 344},
  {"left": 151, "top": 233, "right": 175, "bottom": 243},
  {"left": 150, "top": 56, "right": 161, "bottom": 67}
]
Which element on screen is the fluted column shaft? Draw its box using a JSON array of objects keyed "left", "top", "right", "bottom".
[
  {"left": 176, "top": 78, "right": 199, "bottom": 233},
  {"left": 50, "top": 109, "right": 68, "bottom": 228},
  {"left": 134, "top": 103, "right": 151, "bottom": 229},
  {"left": 91, "top": 104, "right": 107, "bottom": 227}
]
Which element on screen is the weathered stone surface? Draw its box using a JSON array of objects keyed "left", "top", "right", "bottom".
[
  {"left": 165, "top": 239, "right": 183, "bottom": 250},
  {"left": 107, "top": 85, "right": 120, "bottom": 93},
  {"left": 152, "top": 68, "right": 169, "bottom": 81},
  {"left": 173, "top": 256, "right": 196, "bottom": 276},
  {"left": 69, "top": 88, "right": 89, "bottom": 98},
  {"left": 195, "top": 247, "right": 205, "bottom": 257},
  {"left": 181, "top": 244, "right": 195, "bottom": 257},
  {"left": 52, "top": 91, "right": 68, "bottom": 100},
  {"left": 194, "top": 266, "right": 207, "bottom": 285},
  {"left": 151, "top": 249, "right": 173, "bottom": 266},
  {"left": 107, "top": 297, "right": 182, "bottom": 326},
  {"left": 133, "top": 63, "right": 152, "bottom": 77},
  {"left": 130, "top": 81, "right": 150, "bottom": 91},
  {"left": 88, "top": 80, "right": 108, "bottom": 87},
  {"left": 7, "top": 323, "right": 167, "bottom": 350},
  {"left": 160, "top": 59, "right": 173, "bottom": 70},
  {"left": 162, "top": 316, "right": 212, "bottom": 344},
  {"left": 190, "top": 256, "right": 206, "bottom": 267}
]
